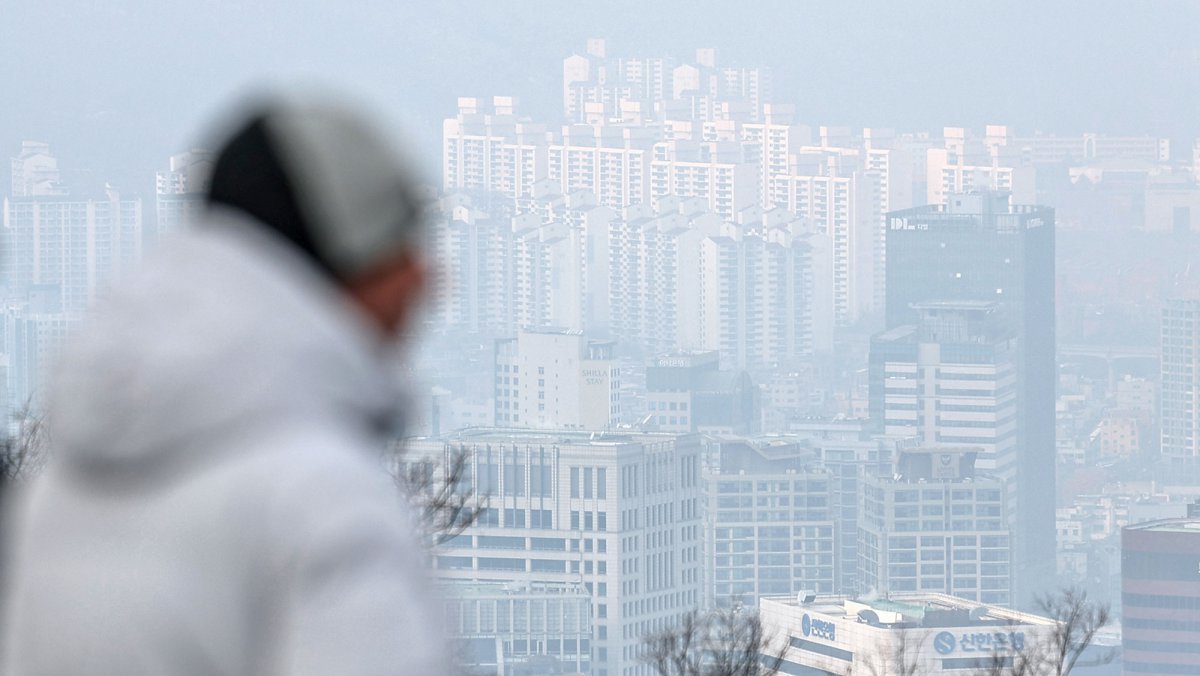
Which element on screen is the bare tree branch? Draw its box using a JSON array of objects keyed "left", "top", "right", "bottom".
[
  {"left": 848, "top": 628, "right": 922, "bottom": 676},
  {"left": 392, "top": 443, "right": 489, "bottom": 543},
  {"left": 973, "top": 587, "right": 1113, "bottom": 676},
  {"left": 641, "top": 604, "right": 787, "bottom": 676},
  {"left": 0, "top": 400, "right": 47, "bottom": 493},
  {"left": 1035, "top": 587, "right": 1113, "bottom": 676}
]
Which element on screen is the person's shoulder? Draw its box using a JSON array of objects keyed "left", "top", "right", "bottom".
[{"left": 235, "top": 422, "right": 409, "bottom": 529}]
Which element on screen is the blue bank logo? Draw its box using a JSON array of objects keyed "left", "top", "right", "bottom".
[
  {"left": 801, "top": 613, "right": 836, "bottom": 641},
  {"left": 933, "top": 631, "right": 957, "bottom": 655}
]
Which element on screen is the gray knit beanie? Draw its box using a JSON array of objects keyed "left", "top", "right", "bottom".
[{"left": 207, "top": 94, "right": 425, "bottom": 281}]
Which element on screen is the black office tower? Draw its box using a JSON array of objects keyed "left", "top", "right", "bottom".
[{"left": 884, "top": 192, "right": 1055, "bottom": 606}]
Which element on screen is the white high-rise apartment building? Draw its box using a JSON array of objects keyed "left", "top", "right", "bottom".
[
  {"left": 771, "top": 152, "right": 880, "bottom": 326},
  {"left": 154, "top": 149, "right": 212, "bottom": 238},
  {"left": 649, "top": 140, "right": 759, "bottom": 220},
  {"left": 606, "top": 198, "right": 715, "bottom": 356},
  {"left": 671, "top": 48, "right": 773, "bottom": 123},
  {"left": 427, "top": 197, "right": 512, "bottom": 334},
  {"left": 562, "top": 41, "right": 771, "bottom": 125},
  {"left": 927, "top": 126, "right": 1035, "bottom": 205},
  {"left": 494, "top": 329, "right": 620, "bottom": 430},
  {"left": 443, "top": 97, "right": 549, "bottom": 199},
  {"left": 562, "top": 39, "right": 674, "bottom": 123},
  {"left": 3, "top": 186, "right": 143, "bottom": 312},
  {"left": 698, "top": 218, "right": 830, "bottom": 369},
  {"left": 1161, "top": 298, "right": 1200, "bottom": 460},
  {"left": 402, "top": 430, "right": 704, "bottom": 676},
  {"left": 10, "top": 141, "right": 64, "bottom": 197},
  {"left": 548, "top": 125, "right": 655, "bottom": 208},
  {"left": 0, "top": 300, "right": 80, "bottom": 414},
  {"left": 427, "top": 193, "right": 836, "bottom": 368},
  {"left": 514, "top": 189, "right": 618, "bottom": 333},
  {"left": 739, "top": 104, "right": 813, "bottom": 207}
]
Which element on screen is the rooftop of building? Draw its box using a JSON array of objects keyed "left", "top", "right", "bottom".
[
  {"left": 408, "top": 427, "right": 693, "bottom": 447},
  {"left": 762, "top": 593, "right": 1055, "bottom": 630},
  {"left": 437, "top": 580, "right": 591, "bottom": 600},
  {"left": 1125, "top": 517, "right": 1200, "bottom": 533}
]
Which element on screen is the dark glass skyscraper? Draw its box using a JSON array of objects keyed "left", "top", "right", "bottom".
[{"left": 883, "top": 192, "right": 1055, "bottom": 604}]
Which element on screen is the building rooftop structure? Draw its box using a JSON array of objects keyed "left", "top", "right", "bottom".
[
  {"left": 760, "top": 592, "right": 1122, "bottom": 675},
  {"left": 765, "top": 592, "right": 1051, "bottom": 629},
  {"left": 1125, "top": 516, "right": 1200, "bottom": 533}
]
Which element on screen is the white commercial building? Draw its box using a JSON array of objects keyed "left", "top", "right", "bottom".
[
  {"left": 705, "top": 439, "right": 836, "bottom": 608},
  {"left": 439, "top": 581, "right": 593, "bottom": 675},
  {"left": 870, "top": 301, "right": 1019, "bottom": 486},
  {"left": 760, "top": 593, "right": 1064, "bottom": 675},
  {"left": 402, "top": 430, "right": 704, "bottom": 676},
  {"left": 859, "top": 447, "right": 1013, "bottom": 606},
  {"left": 493, "top": 329, "right": 620, "bottom": 431}
]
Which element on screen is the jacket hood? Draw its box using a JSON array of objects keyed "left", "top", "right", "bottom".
[{"left": 47, "top": 209, "right": 403, "bottom": 482}]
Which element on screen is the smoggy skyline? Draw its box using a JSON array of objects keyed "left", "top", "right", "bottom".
[{"left": 4, "top": 1, "right": 1199, "bottom": 192}]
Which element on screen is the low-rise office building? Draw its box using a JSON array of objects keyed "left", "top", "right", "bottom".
[{"left": 760, "top": 592, "right": 1110, "bottom": 675}]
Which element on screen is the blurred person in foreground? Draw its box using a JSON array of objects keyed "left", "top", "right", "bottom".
[{"left": 0, "top": 93, "right": 447, "bottom": 675}]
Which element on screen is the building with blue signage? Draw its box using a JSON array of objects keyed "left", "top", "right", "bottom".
[{"left": 760, "top": 592, "right": 1065, "bottom": 675}]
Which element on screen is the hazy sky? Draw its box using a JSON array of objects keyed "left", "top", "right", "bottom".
[{"left": 3, "top": 1, "right": 1198, "bottom": 192}]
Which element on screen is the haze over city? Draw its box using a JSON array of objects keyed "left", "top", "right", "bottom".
[{"left": 3, "top": 2, "right": 1200, "bottom": 675}]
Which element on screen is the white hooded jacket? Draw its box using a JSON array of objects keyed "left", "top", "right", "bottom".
[{"left": 1, "top": 209, "right": 447, "bottom": 675}]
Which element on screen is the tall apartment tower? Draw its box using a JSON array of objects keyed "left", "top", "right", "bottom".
[
  {"left": 2, "top": 185, "right": 143, "bottom": 312},
  {"left": 442, "top": 97, "right": 549, "bottom": 199},
  {"left": 154, "top": 149, "right": 212, "bottom": 239},
  {"left": 10, "top": 141, "right": 64, "bottom": 197},
  {"left": 403, "top": 430, "right": 704, "bottom": 676},
  {"left": 884, "top": 192, "right": 1054, "bottom": 604},
  {"left": 859, "top": 447, "right": 1013, "bottom": 606},
  {"left": 698, "top": 223, "right": 823, "bottom": 370},
  {"left": 1161, "top": 299, "right": 1200, "bottom": 461}
]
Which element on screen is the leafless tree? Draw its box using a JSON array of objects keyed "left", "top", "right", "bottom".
[
  {"left": 0, "top": 401, "right": 47, "bottom": 493},
  {"left": 642, "top": 605, "right": 787, "bottom": 676},
  {"left": 1031, "top": 587, "right": 1113, "bottom": 676},
  {"left": 845, "top": 628, "right": 923, "bottom": 676},
  {"left": 973, "top": 646, "right": 1039, "bottom": 676},
  {"left": 974, "top": 587, "right": 1113, "bottom": 676},
  {"left": 392, "top": 443, "right": 488, "bottom": 543}
]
